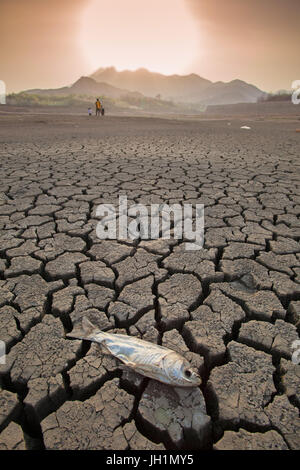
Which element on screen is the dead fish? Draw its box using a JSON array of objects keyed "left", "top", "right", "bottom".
[{"left": 67, "top": 317, "right": 201, "bottom": 387}]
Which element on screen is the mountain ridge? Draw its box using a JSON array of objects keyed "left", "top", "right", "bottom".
[
  {"left": 90, "top": 66, "right": 265, "bottom": 104},
  {"left": 23, "top": 67, "right": 266, "bottom": 107},
  {"left": 25, "top": 76, "right": 144, "bottom": 99}
]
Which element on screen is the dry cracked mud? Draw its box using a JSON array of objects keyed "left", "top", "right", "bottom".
[{"left": 0, "top": 115, "right": 299, "bottom": 450}]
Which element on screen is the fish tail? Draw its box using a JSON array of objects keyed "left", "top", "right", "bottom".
[{"left": 67, "top": 316, "right": 105, "bottom": 341}]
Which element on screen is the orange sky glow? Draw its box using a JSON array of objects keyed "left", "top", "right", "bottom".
[
  {"left": 79, "top": 0, "right": 200, "bottom": 76},
  {"left": 0, "top": 0, "right": 299, "bottom": 93}
]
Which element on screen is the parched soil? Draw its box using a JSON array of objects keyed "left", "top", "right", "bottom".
[{"left": 0, "top": 113, "right": 299, "bottom": 450}]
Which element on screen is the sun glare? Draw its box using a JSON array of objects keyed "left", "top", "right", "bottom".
[{"left": 79, "top": 0, "right": 199, "bottom": 75}]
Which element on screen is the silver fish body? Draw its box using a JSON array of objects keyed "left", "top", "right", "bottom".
[{"left": 67, "top": 317, "right": 201, "bottom": 387}]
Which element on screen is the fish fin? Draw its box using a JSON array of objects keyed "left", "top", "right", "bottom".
[
  {"left": 67, "top": 316, "right": 99, "bottom": 340},
  {"left": 132, "top": 363, "right": 156, "bottom": 374},
  {"left": 66, "top": 328, "right": 86, "bottom": 340},
  {"left": 98, "top": 341, "right": 112, "bottom": 356},
  {"left": 119, "top": 358, "right": 154, "bottom": 375},
  {"left": 117, "top": 354, "right": 137, "bottom": 368},
  {"left": 118, "top": 363, "right": 136, "bottom": 371},
  {"left": 82, "top": 316, "right": 97, "bottom": 336},
  {"left": 125, "top": 361, "right": 136, "bottom": 368}
]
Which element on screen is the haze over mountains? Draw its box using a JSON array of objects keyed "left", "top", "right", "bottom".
[
  {"left": 90, "top": 67, "right": 265, "bottom": 105},
  {"left": 28, "top": 76, "right": 143, "bottom": 100},
  {"left": 91, "top": 67, "right": 212, "bottom": 103},
  {"left": 25, "top": 67, "right": 266, "bottom": 107}
]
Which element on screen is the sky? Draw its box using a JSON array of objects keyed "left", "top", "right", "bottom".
[{"left": 0, "top": 0, "right": 299, "bottom": 93}]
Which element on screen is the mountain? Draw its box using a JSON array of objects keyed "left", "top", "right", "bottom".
[
  {"left": 90, "top": 67, "right": 265, "bottom": 105},
  {"left": 23, "top": 69, "right": 266, "bottom": 107},
  {"left": 196, "top": 79, "right": 265, "bottom": 105},
  {"left": 25, "top": 76, "right": 143, "bottom": 99},
  {"left": 90, "top": 67, "right": 212, "bottom": 102},
  {"left": 20, "top": 76, "right": 189, "bottom": 114}
]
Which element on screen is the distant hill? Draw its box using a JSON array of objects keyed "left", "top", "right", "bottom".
[
  {"left": 21, "top": 68, "right": 266, "bottom": 110},
  {"left": 25, "top": 76, "right": 143, "bottom": 100},
  {"left": 90, "top": 67, "right": 265, "bottom": 105},
  {"left": 14, "top": 76, "right": 199, "bottom": 114},
  {"left": 90, "top": 67, "right": 211, "bottom": 102},
  {"left": 197, "top": 79, "right": 265, "bottom": 105},
  {"left": 258, "top": 91, "right": 292, "bottom": 102}
]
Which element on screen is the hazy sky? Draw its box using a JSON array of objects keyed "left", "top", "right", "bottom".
[{"left": 0, "top": 0, "right": 299, "bottom": 93}]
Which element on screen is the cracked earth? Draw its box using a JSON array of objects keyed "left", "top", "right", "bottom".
[{"left": 0, "top": 115, "right": 299, "bottom": 450}]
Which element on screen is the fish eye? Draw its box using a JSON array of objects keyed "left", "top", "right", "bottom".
[{"left": 184, "top": 369, "right": 192, "bottom": 378}]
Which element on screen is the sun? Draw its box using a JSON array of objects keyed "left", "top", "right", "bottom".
[{"left": 79, "top": 0, "right": 199, "bottom": 75}]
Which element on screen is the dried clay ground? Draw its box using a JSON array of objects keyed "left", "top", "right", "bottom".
[{"left": 0, "top": 112, "right": 299, "bottom": 450}]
